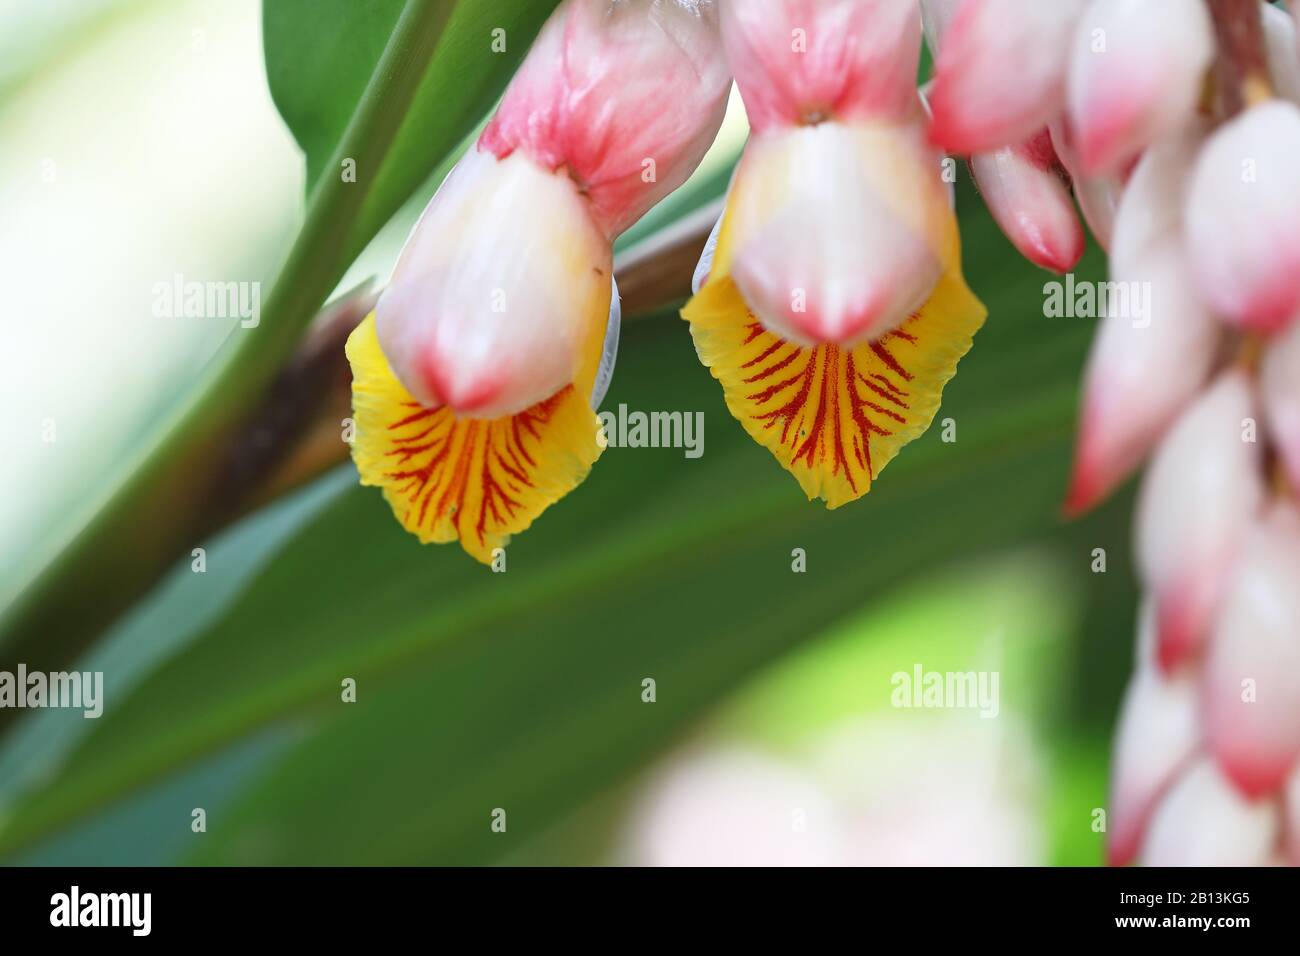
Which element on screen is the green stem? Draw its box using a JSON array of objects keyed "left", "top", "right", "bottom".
[{"left": 0, "top": 0, "right": 456, "bottom": 677}]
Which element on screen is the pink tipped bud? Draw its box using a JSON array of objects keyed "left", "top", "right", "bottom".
[
  {"left": 1204, "top": 504, "right": 1300, "bottom": 797},
  {"left": 721, "top": 0, "right": 921, "bottom": 132},
  {"left": 970, "top": 130, "right": 1084, "bottom": 273},
  {"left": 377, "top": 150, "right": 611, "bottom": 418},
  {"left": 725, "top": 120, "right": 948, "bottom": 345},
  {"left": 1141, "top": 759, "right": 1279, "bottom": 866},
  {"left": 1067, "top": 0, "right": 1213, "bottom": 176},
  {"left": 1263, "top": 318, "right": 1300, "bottom": 494},
  {"left": 927, "top": 0, "right": 1083, "bottom": 154},
  {"left": 1066, "top": 247, "right": 1221, "bottom": 516},
  {"left": 1136, "top": 371, "right": 1266, "bottom": 673},
  {"left": 1187, "top": 100, "right": 1300, "bottom": 335},
  {"left": 481, "top": 0, "right": 730, "bottom": 238},
  {"left": 1107, "top": 662, "right": 1199, "bottom": 867}
]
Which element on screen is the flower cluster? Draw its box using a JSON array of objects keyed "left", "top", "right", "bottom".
[
  {"left": 926, "top": 0, "right": 1300, "bottom": 866},
  {"left": 348, "top": 0, "right": 986, "bottom": 560}
]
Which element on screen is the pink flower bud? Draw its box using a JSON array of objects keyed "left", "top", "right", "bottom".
[
  {"left": 724, "top": 118, "right": 950, "bottom": 345},
  {"left": 1204, "top": 504, "right": 1300, "bottom": 798},
  {"left": 1066, "top": 135, "right": 1221, "bottom": 514},
  {"left": 1136, "top": 371, "right": 1266, "bottom": 673},
  {"left": 481, "top": 0, "right": 730, "bottom": 238},
  {"left": 1107, "top": 130, "right": 1203, "bottom": 277},
  {"left": 1107, "top": 658, "right": 1199, "bottom": 867},
  {"left": 969, "top": 130, "right": 1084, "bottom": 273},
  {"left": 927, "top": 0, "right": 1083, "bottom": 154},
  {"left": 376, "top": 149, "right": 611, "bottom": 418},
  {"left": 1066, "top": 246, "right": 1221, "bottom": 515},
  {"left": 1066, "top": 0, "right": 1213, "bottom": 176},
  {"left": 1141, "top": 759, "right": 1279, "bottom": 866},
  {"left": 1187, "top": 100, "right": 1300, "bottom": 334},
  {"left": 1263, "top": 318, "right": 1300, "bottom": 494},
  {"left": 721, "top": 0, "right": 921, "bottom": 132}
]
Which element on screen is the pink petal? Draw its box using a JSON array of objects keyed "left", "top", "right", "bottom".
[
  {"left": 1108, "top": 127, "right": 1204, "bottom": 277},
  {"left": 1135, "top": 370, "right": 1266, "bottom": 672},
  {"left": 1066, "top": 0, "right": 1213, "bottom": 176},
  {"left": 1107, "top": 663, "right": 1199, "bottom": 866},
  {"left": 1262, "top": 315, "right": 1300, "bottom": 494},
  {"left": 927, "top": 0, "right": 1083, "bottom": 154},
  {"left": 1141, "top": 758, "right": 1279, "bottom": 866},
  {"left": 481, "top": 0, "right": 730, "bottom": 238},
  {"left": 1204, "top": 503, "right": 1300, "bottom": 797},
  {"left": 969, "top": 130, "right": 1084, "bottom": 273},
  {"left": 1186, "top": 100, "right": 1300, "bottom": 334},
  {"left": 1066, "top": 245, "right": 1221, "bottom": 515},
  {"left": 721, "top": 0, "right": 921, "bottom": 131}
]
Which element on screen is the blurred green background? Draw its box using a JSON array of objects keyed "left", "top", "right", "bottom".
[{"left": 0, "top": 0, "right": 1139, "bottom": 865}]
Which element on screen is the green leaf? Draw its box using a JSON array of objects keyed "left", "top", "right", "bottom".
[
  {"left": 264, "top": 0, "right": 560, "bottom": 251},
  {"left": 0, "top": 0, "right": 556, "bottom": 678}
]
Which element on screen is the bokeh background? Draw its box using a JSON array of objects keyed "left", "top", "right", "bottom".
[{"left": 0, "top": 0, "right": 1136, "bottom": 865}]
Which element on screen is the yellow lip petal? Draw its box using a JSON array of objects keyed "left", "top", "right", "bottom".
[
  {"left": 346, "top": 313, "right": 604, "bottom": 563},
  {"left": 682, "top": 170, "right": 987, "bottom": 509}
]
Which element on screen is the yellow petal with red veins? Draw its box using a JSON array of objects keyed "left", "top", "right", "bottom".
[
  {"left": 682, "top": 204, "right": 986, "bottom": 509},
  {"left": 345, "top": 313, "right": 604, "bottom": 563}
]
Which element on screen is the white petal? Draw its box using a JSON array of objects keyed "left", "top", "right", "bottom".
[
  {"left": 377, "top": 150, "right": 610, "bottom": 418},
  {"left": 1067, "top": 0, "right": 1213, "bottom": 175},
  {"left": 1108, "top": 128, "right": 1203, "bottom": 277},
  {"left": 1186, "top": 100, "right": 1300, "bottom": 334},
  {"left": 590, "top": 277, "right": 621, "bottom": 410},
  {"left": 1141, "top": 758, "right": 1279, "bottom": 866},
  {"left": 1204, "top": 504, "right": 1300, "bottom": 797},
  {"left": 692, "top": 212, "right": 724, "bottom": 296},
  {"left": 726, "top": 121, "right": 948, "bottom": 346},
  {"left": 928, "top": 0, "right": 1084, "bottom": 153},
  {"left": 1136, "top": 370, "right": 1265, "bottom": 672}
]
